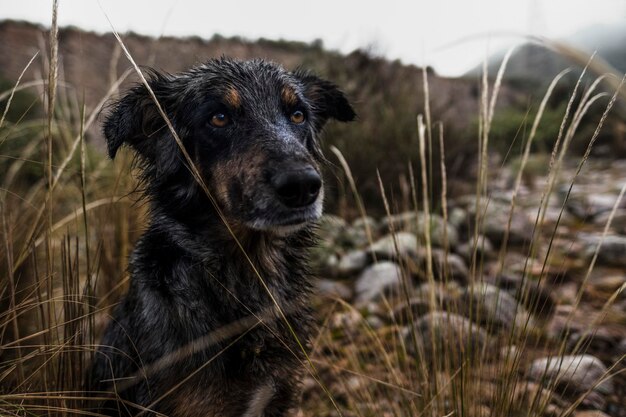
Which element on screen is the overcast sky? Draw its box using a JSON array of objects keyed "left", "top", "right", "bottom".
[{"left": 4, "top": 0, "right": 626, "bottom": 76}]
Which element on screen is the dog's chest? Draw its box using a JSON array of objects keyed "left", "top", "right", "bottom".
[
  {"left": 143, "top": 243, "right": 308, "bottom": 416},
  {"left": 211, "top": 253, "right": 295, "bottom": 316},
  {"left": 242, "top": 383, "right": 277, "bottom": 417},
  {"left": 165, "top": 381, "right": 276, "bottom": 417}
]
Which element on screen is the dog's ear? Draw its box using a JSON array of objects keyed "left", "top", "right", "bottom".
[
  {"left": 294, "top": 70, "right": 356, "bottom": 128},
  {"left": 103, "top": 73, "right": 171, "bottom": 159}
]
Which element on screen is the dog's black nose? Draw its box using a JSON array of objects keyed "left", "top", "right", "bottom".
[{"left": 272, "top": 167, "right": 322, "bottom": 208}]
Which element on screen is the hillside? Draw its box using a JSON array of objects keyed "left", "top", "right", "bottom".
[
  {"left": 466, "top": 22, "right": 626, "bottom": 86},
  {"left": 462, "top": 23, "right": 626, "bottom": 160}
]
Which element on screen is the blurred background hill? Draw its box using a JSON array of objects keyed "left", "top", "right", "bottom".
[{"left": 467, "top": 22, "right": 626, "bottom": 85}]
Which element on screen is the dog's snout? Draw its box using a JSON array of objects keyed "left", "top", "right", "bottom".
[{"left": 271, "top": 167, "right": 322, "bottom": 208}]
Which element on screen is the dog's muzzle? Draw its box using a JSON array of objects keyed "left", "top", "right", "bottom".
[{"left": 270, "top": 165, "right": 321, "bottom": 209}]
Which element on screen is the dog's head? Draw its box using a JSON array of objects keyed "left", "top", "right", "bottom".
[{"left": 104, "top": 58, "right": 355, "bottom": 235}]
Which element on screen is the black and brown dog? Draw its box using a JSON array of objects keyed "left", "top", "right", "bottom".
[{"left": 88, "top": 58, "right": 355, "bottom": 416}]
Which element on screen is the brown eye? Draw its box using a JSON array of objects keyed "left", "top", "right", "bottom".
[
  {"left": 210, "top": 112, "right": 230, "bottom": 128},
  {"left": 290, "top": 110, "right": 305, "bottom": 124}
]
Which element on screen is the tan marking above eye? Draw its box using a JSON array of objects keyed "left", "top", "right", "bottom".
[
  {"left": 224, "top": 87, "right": 241, "bottom": 108},
  {"left": 290, "top": 110, "right": 305, "bottom": 124},
  {"left": 281, "top": 86, "right": 298, "bottom": 107},
  {"left": 210, "top": 112, "right": 230, "bottom": 127}
]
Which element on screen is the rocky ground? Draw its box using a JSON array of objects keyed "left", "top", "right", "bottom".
[{"left": 300, "top": 158, "right": 626, "bottom": 417}]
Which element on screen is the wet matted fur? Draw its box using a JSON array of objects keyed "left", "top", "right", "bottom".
[{"left": 87, "top": 58, "right": 355, "bottom": 416}]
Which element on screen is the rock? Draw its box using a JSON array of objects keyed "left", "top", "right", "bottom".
[
  {"left": 367, "top": 232, "right": 418, "bottom": 259},
  {"left": 353, "top": 215, "right": 377, "bottom": 228},
  {"left": 345, "top": 375, "right": 367, "bottom": 391},
  {"left": 318, "top": 214, "right": 364, "bottom": 249},
  {"left": 430, "top": 249, "right": 469, "bottom": 283},
  {"left": 404, "top": 312, "right": 492, "bottom": 363},
  {"left": 460, "top": 197, "right": 533, "bottom": 245},
  {"left": 325, "top": 253, "right": 339, "bottom": 273},
  {"left": 380, "top": 212, "right": 419, "bottom": 232},
  {"left": 534, "top": 203, "right": 575, "bottom": 228},
  {"left": 354, "top": 262, "right": 404, "bottom": 305},
  {"left": 511, "top": 381, "right": 566, "bottom": 416},
  {"left": 574, "top": 411, "right": 611, "bottom": 417},
  {"left": 499, "top": 344, "right": 519, "bottom": 359},
  {"left": 553, "top": 282, "right": 579, "bottom": 305},
  {"left": 461, "top": 283, "right": 534, "bottom": 333},
  {"left": 593, "top": 208, "right": 626, "bottom": 233},
  {"left": 409, "top": 282, "right": 463, "bottom": 308},
  {"left": 496, "top": 274, "right": 556, "bottom": 319},
  {"left": 310, "top": 216, "right": 345, "bottom": 273},
  {"left": 347, "top": 216, "right": 378, "bottom": 247},
  {"left": 309, "top": 243, "right": 337, "bottom": 275},
  {"left": 528, "top": 354, "right": 614, "bottom": 395},
  {"left": 342, "top": 226, "right": 370, "bottom": 248},
  {"left": 567, "top": 326, "right": 624, "bottom": 354},
  {"left": 330, "top": 310, "right": 362, "bottom": 331},
  {"left": 391, "top": 297, "right": 432, "bottom": 322},
  {"left": 362, "top": 301, "right": 383, "bottom": 317},
  {"left": 587, "top": 274, "right": 626, "bottom": 298},
  {"left": 408, "top": 248, "right": 469, "bottom": 283},
  {"left": 315, "top": 279, "right": 353, "bottom": 300},
  {"left": 379, "top": 212, "right": 459, "bottom": 248},
  {"left": 515, "top": 286, "right": 556, "bottom": 319},
  {"left": 491, "top": 251, "right": 534, "bottom": 277},
  {"left": 546, "top": 305, "right": 586, "bottom": 341},
  {"left": 576, "top": 390, "right": 607, "bottom": 411},
  {"left": 352, "top": 216, "right": 378, "bottom": 235},
  {"left": 317, "top": 214, "right": 348, "bottom": 241},
  {"left": 337, "top": 250, "right": 369, "bottom": 276},
  {"left": 365, "top": 315, "right": 384, "bottom": 330},
  {"left": 563, "top": 189, "right": 625, "bottom": 221},
  {"left": 581, "top": 234, "right": 626, "bottom": 267},
  {"left": 455, "top": 234, "right": 494, "bottom": 261},
  {"left": 448, "top": 207, "right": 468, "bottom": 230}
]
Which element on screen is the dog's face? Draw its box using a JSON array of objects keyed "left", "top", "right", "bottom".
[{"left": 104, "top": 59, "right": 355, "bottom": 234}]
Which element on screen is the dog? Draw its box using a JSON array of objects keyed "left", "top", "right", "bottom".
[{"left": 88, "top": 58, "right": 355, "bottom": 417}]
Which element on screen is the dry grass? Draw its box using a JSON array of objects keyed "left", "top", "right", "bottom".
[
  {"left": 300, "top": 47, "right": 625, "bottom": 417},
  {"left": 0, "top": 4, "right": 624, "bottom": 417}
]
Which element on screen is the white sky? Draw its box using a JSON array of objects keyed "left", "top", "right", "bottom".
[{"left": 3, "top": 0, "right": 626, "bottom": 76}]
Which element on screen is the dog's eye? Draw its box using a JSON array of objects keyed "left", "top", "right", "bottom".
[
  {"left": 209, "top": 112, "right": 230, "bottom": 128},
  {"left": 290, "top": 110, "right": 305, "bottom": 124}
]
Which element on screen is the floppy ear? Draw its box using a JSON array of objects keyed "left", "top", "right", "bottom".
[
  {"left": 103, "top": 73, "right": 170, "bottom": 159},
  {"left": 294, "top": 70, "right": 356, "bottom": 128}
]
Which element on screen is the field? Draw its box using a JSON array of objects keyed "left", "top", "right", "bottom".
[{"left": 0, "top": 8, "right": 625, "bottom": 417}]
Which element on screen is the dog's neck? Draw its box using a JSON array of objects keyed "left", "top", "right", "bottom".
[
  {"left": 136, "top": 208, "right": 315, "bottom": 310},
  {"left": 149, "top": 207, "right": 312, "bottom": 258},
  {"left": 131, "top": 208, "right": 313, "bottom": 334}
]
